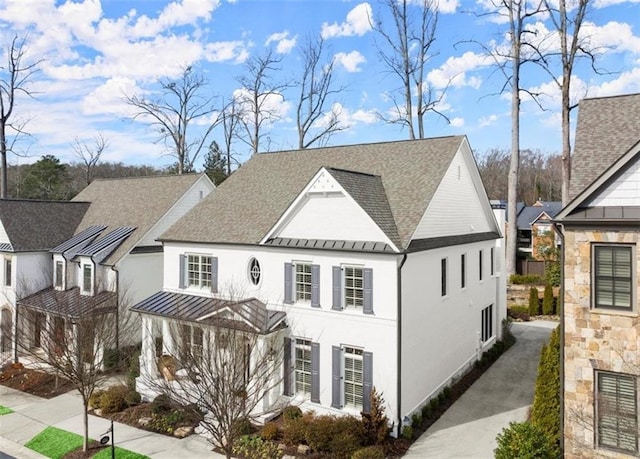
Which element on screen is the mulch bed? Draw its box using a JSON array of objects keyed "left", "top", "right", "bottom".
[
  {"left": 0, "top": 363, "right": 74, "bottom": 398},
  {"left": 63, "top": 441, "right": 108, "bottom": 459}
]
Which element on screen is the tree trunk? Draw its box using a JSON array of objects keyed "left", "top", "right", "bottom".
[
  {"left": 1, "top": 124, "right": 7, "bottom": 198},
  {"left": 82, "top": 398, "right": 89, "bottom": 452}
]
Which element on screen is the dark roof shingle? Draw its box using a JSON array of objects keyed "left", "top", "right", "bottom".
[{"left": 161, "top": 136, "right": 466, "bottom": 250}]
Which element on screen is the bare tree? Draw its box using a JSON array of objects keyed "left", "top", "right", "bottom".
[
  {"left": 235, "top": 50, "right": 289, "bottom": 155},
  {"left": 220, "top": 98, "right": 243, "bottom": 175},
  {"left": 72, "top": 133, "right": 108, "bottom": 186},
  {"left": 124, "top": 66, "right": 220, "bottom": 174},
  {"left": 373, "top": 0, "right": 448, "bottom": 139},
  {"left": 0, "top": 35, "right": 42, "bottom": 198},
  {"left": 295, "top": 36, "right": 346, "bottom": 149},
  {"left": 139, "top": 315, "right": 285, "bottom": 458}
]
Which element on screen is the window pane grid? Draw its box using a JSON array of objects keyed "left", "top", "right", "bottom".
[
  {"left": 595, "top": 246, "right": 633, "bottom": 310},
  {"left": 597, "top": 372, "right": 638, "bottom": 454},
  {"left": 344, "top": 347, "right": 363, "bottom": 408},
  {"left": 344, "top": 267, "right": 363, "bottom": 307},
  {"left": 188, "top": 255, "right": 212, "bottom": 289},
  {"left": 295, "top": 264, "right": 312, "bottom": 301},
  {"left": 295, "top": 339, "right": 311, "bottom": 395}
]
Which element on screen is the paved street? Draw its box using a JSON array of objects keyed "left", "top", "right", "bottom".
[{"left": 405, "top": 320, "right": 556, "bottom": 458}]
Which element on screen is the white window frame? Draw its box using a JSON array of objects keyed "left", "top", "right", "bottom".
[
  {"left": 295, "top": 338, "right": 312, "bottom": 396},
  {"left": 595, "top": 371, "right": 638, "bottom": 454},
  {"left": 343, "top": 265, "right": 364, "bottom": 308},
  {"left": 481, "top": 304, "right": 494, "bottom": 342},
  {"left": 461, "top": 253, "right": 466, "bottom": 289},
  {"left": 181, "top": 323, "right": 204, "bottom": 363},
  {"left": 592, "top": 244, "right": 634, "bottom": 311},
  {"left": 490, "top": 247, "right": 495, "bottom": 276},
  {"left": 343, "top": 346, "right": 364, "bottom": 409},
  {"left": 187, "top": 254, "right": 212, "bottom": 289},
  {"left": 4, "top": 257, "right": 11, "bottom": 288},
  {"left": 441, "top": 257, "right": 448, "bottom": 297},
  {"left": 81, "top": 263, "right": 93, "bottom": 295},
  {"left": 54, "top": 259, "right": 64, "bottom": 290},
  {"left": 295, "top": 262, "right": 312, "bottom": 302}
]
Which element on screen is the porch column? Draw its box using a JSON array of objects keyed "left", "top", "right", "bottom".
[
  {"left": 140, "top": 315, "right": 158, "bottom": 376},
  {"left": 44, "top": 314, "right": 54, "bottom": 361},
  {"left": 162, "top": 320, "right": 175, "bottom": 356}
]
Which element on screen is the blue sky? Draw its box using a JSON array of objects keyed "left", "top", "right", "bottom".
[{"left": 0, "top": 0, "right": 638, "bottom": 170}]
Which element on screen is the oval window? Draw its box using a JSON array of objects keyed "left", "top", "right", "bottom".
[{"left": 248, "top": 258, "right": 261, "bottom": 286}]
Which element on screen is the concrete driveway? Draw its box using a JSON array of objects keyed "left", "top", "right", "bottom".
[{"left": 405, "top": 320, "right": 557, "bottom": 459}]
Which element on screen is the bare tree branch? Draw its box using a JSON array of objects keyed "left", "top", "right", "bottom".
[{"left": 72, "top": 133, "right": 108, "bottom": 185}]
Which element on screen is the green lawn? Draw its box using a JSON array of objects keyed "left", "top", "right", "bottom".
[
  {"left": 26, "top": 426, "right": 150, "bottom": 459},
  {"left": 0, "top": 405, "right": 14, "bottom": 415}
]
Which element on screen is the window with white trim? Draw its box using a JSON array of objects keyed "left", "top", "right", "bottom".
[
  {"left": 344, "top": 346, "right": 364, "bottom": 409},
  {"left": 481, "top": 304, "right": 494, "bottom": 342},
  {"left": 54, "top": 260, "right": 64, "bottom": 289},
  {"left": 596, "top": 371, "right": 638, "bottom": 454},
  {"left": 593, "top": 245, "right": 633, "bottom": 310},
  {"left": 441, "top": 258, "right": 447, "bottom": 297},
  {"left": 181, "top": 324, "right": 204, "bottom": 362},
  {"left": 188, "top": 254, "right": 212, "bottom": 289},
  {"left": 82, "top": 264, "right": 92, "bottom": 294},
  {"left": 4, "top": 258, "right": 11, "bottom": 287},
  {"left": 295, "top": 263, "right": 312, "bottom": 301},
  {"left": 295, "top": 338, "right": 312, "bottom": 395},
  {"left": 344, "top": 266, "right": 364, "bottom": 308}
]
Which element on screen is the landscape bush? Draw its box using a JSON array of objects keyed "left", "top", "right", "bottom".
[
  {"left": 232, "top": 417, "right": 255, "bottom": 437},
  {"left": 545, "top": 260, "right": 561, "bottom": 287},
  {"left": 151, "top": 394, "right": 175, "bottom": 414},
  {"left": 281, "top": 412, "right": 311, "bottom": 446},
  {"left": 528, "top": 286, "right": 540, "bottom": 315},
  {"left": 282, "top": 405, "right": 302, "bottom": 421},
  {"left": 542, "top": 284, "right": 555, "bottom": 315},
  {"left": 233, "top": 435, "right": 281, "bottom": 459},
  {"left": 89, "top": 389, "right": 104, "bottom": 409},
  {"left": 99, "top": 385, "right": 130, "bottom": 414},
  {"left": 401, "top": 425, "right": 413, "bottom": 440},
  {"left": 351, "top": 445, "right": 385, "bottom": 459},
  {"left": 260, "top": 421, "right": 279, "bottom": 441},
  {"left": 508, "top": 306, "right": 530, "bottom": 321},
  {"left": 510, "top": 274, "right": 544, "bottom": 285},
  {"left": 127, "top": 349, "right": 140, "bottom": 391},
  {"left": 494, "top": 421, "right": 557, "bottom": 459},
  {"left": 361, "top": 388, "right": 391, "bottom": 446},
  {"left": 304, "top": 415, "right": 363, "bottom": 458},
  {"left": 103, "top": 348, "right": 120, "bottom": 371}
]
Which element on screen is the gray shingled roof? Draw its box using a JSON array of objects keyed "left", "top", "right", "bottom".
[
  {"left": 72, "top": 174, "right": 204, "bottom": 265},
  {"left": 570, "top": 93, "right": 640, "bottom": 200},
  {"left": 516, "top": 202, "right": 562, "bottom": 230},
  {"left": 161, "top": 136, "right": 466, "bottom": 250},
  {"left": 0, "top": 200, "right": 90, "bottom": 252}
]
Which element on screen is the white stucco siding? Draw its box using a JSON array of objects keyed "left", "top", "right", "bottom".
[
  {"left": 118, "top": 253, "right": 163, "bottom": 307},
  {"left": 587, "top": 158, "right": 640, "bottom": 206},
  {"left": 15, "top": 252, "right": 51, "bottom": 299},
  {"left": 412, "top": 147, "right": 493, "bottom": 240},
  {"left": 162, "top": 242, "right": 401, "bottom": 422},
  {"left": 137, "top": 177, "right": 214, "bottom": 247},
  {"left": 400, "top": 238, "right": 501, "bottom": 417},
  {"left": 276, "top": 194, "right": 392, "bottom": 244},
  {"left": 0, "top": 222, "right": 10, "bottom": 245}
]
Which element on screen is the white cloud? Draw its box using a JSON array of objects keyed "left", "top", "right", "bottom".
[
  {"left": 478, "top": 114, "right": 498, "bottom": 127},
  {"left": 428, "top": 51, "right": 491, "bottom": 89},
  {"left": 450, "top": 117, "right": 465, "bottom": 127},
  {"left": 205, "top": 40, "right": 251, "bottom": 63},
  {"left": 581, "top": 21, "right": 640, "bottom": 54},
  {"left": 593, "top": 0, "right": 640, "bottom": 8},
  {"left": 319, "top": 102, "right": 377, "bottom": 129},
  {"left": 233, "top": 88, "right": 292, "bottom": 124},
  {"left": 265, "top": 31, "right": 297, "bottom": 54},
  {"left": 321, "top": 3, "right": 373, "bottom": 39},
  {"left": 588, "top": 67, "right": 640, "bottom": 97},
  {"left": 334, "top": 51, "right": 366, "bottom": 72}
]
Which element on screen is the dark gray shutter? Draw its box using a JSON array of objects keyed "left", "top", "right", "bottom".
[
  {"left": 311, "top": 342, "right": 320, "bottom": 403},
  {"left": 179, "top": 255, "right": 186, "bottom": 289},
  {"left": 211, "top": 257, "right": 218, "bottom": 293},
  {"left": 311, "top": 264, "right": 320, "bottom": 308},
  {"left": 331, "top": 345, "right": 342, "bottom": 408},
  {"left": 284, "top": 263, "right": 293, "bottom": 304},
  {"left": 363, "top": 351, "right": 373, "bottom": 414},
  {"left": 283, "top": 338, "right": 293, "bottom": 396},
  {"left": 332, "top": 266, "right": 342, "bottom": 310},
  {"left": 363, "top": 268, "right": 373, "bottom": 314}
]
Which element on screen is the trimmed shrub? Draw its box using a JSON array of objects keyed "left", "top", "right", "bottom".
[
  {"left": 304, "top": 415, "right": 363, "bottom": 458},
  {"left": 351, "top": 445, "right": 385, "bottom": 459},
  {"left": 261, "top": 421, "right": 279, "bottom": 441},
  {"left": 232, "top": 417, "right": 255, "bottom": 437},
  {"left": 99, "top": 385, "right": 129, "bottom": 414},
  {"left": 401, "top": 425, "right": 413, "bottom": 440},
  {"left": 545, "top": 260, "right": 561, "bottom": 287},
  {"left": 233, "top": 435, "right": 281, "bottom": 459},
  {"left": 502, "top": 317, "right": 516, "bottom": 347},
  {"left": 103, "top": 348, "right": 120, "bottom": 371},
  {"left": 530, "top": 326, "right": 561, "bottom": 453},
  {"left": 127, "top": 349, "right": 140, "bottom": 391},
  {"left": 282, "top": 405, "right": 302, "bottom": 421},
  {"left": 510, "top": 274, "right": 544, "bottom": 285},
  {"left": 528, "top": 286, "right": 540, "bottom": 316},
  {"left": 124, "top": 390, "right": 141, "bottom": 406},
  {"left": 421, "top": 403, "right": 433, "bottom": 420},
  {"left": 494, "top": 421, "right": 557, "bottom": 459},
  {"left": 361, "top": 388, "right": 391, "bottom": 446},
  {"left": 411, "top": 412, "right": 422, "bottom": 429},
  {"left": 542, "top": 284, "right": 554, "bottom": 315},
  {"left": 89, "top": 390, "right": 104, "bottom": 409},
  {"left": 508, "top": 306, "right": 530, "bottom": 321},
  {"left": 151, "top": 394, "right": 174, "bottom": 414},
  {"left": 281, "top": 412, "right": 312, "bottom": 446}
]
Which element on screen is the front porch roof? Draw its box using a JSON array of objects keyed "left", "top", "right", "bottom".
[
  {"left": 17, "top": 287, "right": 117, "bottom": 319},
  {"left": 131, "top": 291, "right": 287, "bottom": 334}
]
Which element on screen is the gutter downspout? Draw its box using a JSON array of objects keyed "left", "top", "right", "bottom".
[
  {"left": 110, "top": 265, "right": 120, "bottom": 353},
  {"left": 552, "top": 221, "right": 565, "bottom": 455},
  {"left": 397, "top": 252, "right": 408, "bottom": 437}
]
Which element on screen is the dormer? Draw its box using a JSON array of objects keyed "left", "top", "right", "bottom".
[
  {"left": 53, "top": 255, "right": 66, "bottom": 291},
  {"left": 79, "top": 257, "right": 95, "bottom": 296}
]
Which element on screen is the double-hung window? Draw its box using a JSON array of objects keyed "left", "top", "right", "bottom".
[
  {"left": 295, "top": 338, "right": 312, "bottom": 395},
  {"left": 181, "top": 324, "right": 204, "bottom": 362},
  {"left": 331, "top": 345, "right": 373, "bottom": 413},
  {"left": 481, "top": 304, "right": 494, "bottom": 342},
  {"left": 593, "top": 245, "right": 633, "bottom": 310},
  {"left": 188, "top": 255, "right": 212, "bottom": 289},
  {"left": 596, "top": 371, "right": 638, "bottom": 454},
  {"left": 331, "top": 266, "right": 373, "bottom": 313},
  {"left": 82, "top": 263, "right": 93, "bottom": 294},
  {"left": 284, "top": 263, "right": 320, "bottom": 307},
  {"left": 295, "top": 263, "right": 312, "bottom": 301},
  {"left": 4, "top": 258, "right": 11, "bottom": 287},
  {"left": 344, "top": 346, "right": 364, "bottom": 409},
  {"left": 344, "top": 267, "right": 364, "bottom": 308},
  {"left": 54, "top": 260, "right": 64, "bottom": 289}
]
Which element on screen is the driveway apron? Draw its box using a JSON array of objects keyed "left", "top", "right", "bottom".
[{"left": 405, "top": 321, "right": 556, "bottom": 459}]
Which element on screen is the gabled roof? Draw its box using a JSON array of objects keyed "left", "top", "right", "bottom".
[
  {"left": 71, "top": 174, "right": 206, "bottom": 265},
  {"left": 161, "top": 136, "right": 466, "bottom": 251},
  {"left": 0, "top": 200, "right": 89, "bottom": 252},
  {"left": 570, "top": 93, "right": 640, "bottom": 200},
  {"left": 75, "top": 226, "right": 136, "bottom": 263},
  {"left": 516, "top": 202, "right": 562, "bottom": 230},
  {"left": 50, "top": 225, "right": 106, "bottom": 256}
]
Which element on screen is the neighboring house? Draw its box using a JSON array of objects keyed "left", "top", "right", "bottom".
[
  {"left": 7, "top": 174, "right": 214, "bottom": 366},
  {"left": 556, "top": 92, "right": 640, "bottom": 457},
  {"left": 132, "top": 136, "right": 506, "bottom": 434},
  {"left": 516, "top": 200, "right": 562, "bottom": 260},
  {"left": 0, "top": 200, "right": 90, "bottom": 364}
]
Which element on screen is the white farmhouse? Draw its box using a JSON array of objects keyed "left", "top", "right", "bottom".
[{"left": 133, "top": 136, "right": 506, "bottom": 433}]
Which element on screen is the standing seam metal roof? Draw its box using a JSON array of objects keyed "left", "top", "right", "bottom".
[{"left": 161, "top": 137, "right": 465, "bottom": 251}]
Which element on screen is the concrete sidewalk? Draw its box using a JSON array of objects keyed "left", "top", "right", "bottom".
[
  {"left": 0, "top": 385, "right": 223, "bottom": 458},
  {"left": 405, "top": 320, "right": 557, "bottom": 458}
]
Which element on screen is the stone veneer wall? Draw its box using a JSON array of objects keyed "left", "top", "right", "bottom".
[{"left": 564, "top": 228, "right": 640, "bottom": 458}]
